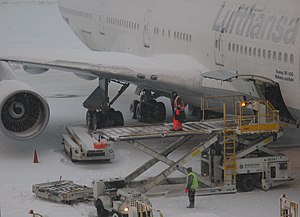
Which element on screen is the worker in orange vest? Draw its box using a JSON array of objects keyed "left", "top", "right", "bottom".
[{"left": 171, "top": 91, "right": 185, "bottom": 131}]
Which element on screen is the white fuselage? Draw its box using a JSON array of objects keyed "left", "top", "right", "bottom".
[{"left": 57, "top": 0, "right": 300, "bottom": 121}]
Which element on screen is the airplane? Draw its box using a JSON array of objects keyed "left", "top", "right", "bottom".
[{"left": 0, "top": 0, "right": 299, "bottom": 140}]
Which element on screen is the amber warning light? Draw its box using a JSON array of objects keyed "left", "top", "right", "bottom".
[
  {"left": 93, "top": 140, "right": 108, "bottom": 149},
  {"left": 241, "top": 101, "right": 247, "bottom": 107}
]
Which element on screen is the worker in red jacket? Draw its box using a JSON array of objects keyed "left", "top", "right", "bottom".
[{"left": 171, "top": 91, "right": 185, "bottom": 131}]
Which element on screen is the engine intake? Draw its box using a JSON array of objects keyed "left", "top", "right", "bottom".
[{"left": 0, "top": 80, "right": 50, "bottom": 140}]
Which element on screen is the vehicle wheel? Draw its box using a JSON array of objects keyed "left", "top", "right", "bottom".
[
  {"left": 240, "top": 175, "right": 256, "bottom": 192},
  {"left": 136, "top": 102, "right": 146, "bottom": 122},
  {"left": 95, "top": 199, "right": 108, "bottom": 217},
  {"left": 130, "top": 100, "right": 139, "bottom": 119},
  {"left": 112, "top": 212, "right": 120, "bottom": 217},
  {"left": 157, "top": 102, "right": 166, "bottom": 122},
  {"left": 113, "top": 111, "right": 124, "bottom": 126},
  {"left": 86, "top": 110, "right": 97, "bottom": 131}
]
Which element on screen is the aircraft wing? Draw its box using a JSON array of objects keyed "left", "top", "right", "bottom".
[{"left": 0, "top": 48, "right": 206, "bottom": 94}]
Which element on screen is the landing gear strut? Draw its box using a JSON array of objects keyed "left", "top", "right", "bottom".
[
  {"left": 84, "top": 78, "right": 128, "bottom": 130},
  {"left": 130, "top": 89, "right": 166, "bottom": 123}
]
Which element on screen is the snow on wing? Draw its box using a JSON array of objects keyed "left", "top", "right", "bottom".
[{"left": 0, "top": 48, "right": 205, "bottom": 87}]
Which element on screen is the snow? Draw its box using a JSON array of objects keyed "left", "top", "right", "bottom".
[{"left": 0, "top": 1, "right": 299, "bottom": 217}]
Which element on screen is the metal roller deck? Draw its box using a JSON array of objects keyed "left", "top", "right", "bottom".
[{"left": 97, "top": 120, "right": 231, "bottom": 141}]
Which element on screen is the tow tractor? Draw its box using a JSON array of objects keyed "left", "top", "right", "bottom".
[{"left": 93, "top": 178, "right": 163, "bottom": 217}]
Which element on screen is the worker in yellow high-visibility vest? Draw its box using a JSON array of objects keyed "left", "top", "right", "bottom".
[{"left": 185, "top": 167, "right": 199, "bottom": 208}]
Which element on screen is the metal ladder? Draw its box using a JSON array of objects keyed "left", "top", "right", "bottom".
[
  {"left": 223, "top": 128, "right": 236, "bottom": 187},
  {"left": 223, "top": 103, "right": 237, "bottom": 188}
]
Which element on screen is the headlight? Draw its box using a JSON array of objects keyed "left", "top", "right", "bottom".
[{"left": 124, "top": 207, "right": 129, "bottom": 212}]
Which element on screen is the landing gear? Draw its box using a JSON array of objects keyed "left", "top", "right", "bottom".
[
  {"left": 84, "top": 78, "right": 128, "bottom": 131},
  {"left": 131, "top": 90, "right": 166, "bottom": 123},
  {"left": 86, "top": 109, "right": 124, "bottom": 131}
]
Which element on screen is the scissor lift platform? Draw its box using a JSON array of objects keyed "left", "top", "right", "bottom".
[
  {"left": 92, "top": 99, "right": 289, "bottom": 196},
  {"left": 95, "top": 120, "right": 228, "bottom": 194}
]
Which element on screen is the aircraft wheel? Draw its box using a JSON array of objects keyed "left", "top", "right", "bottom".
[
  {"left": 113, "top": 111, "right": 124, "bottom": 126},
  {"left": 103, "top": 108, "right": 116, "bottom": 127},
  {"left": 95, "top": 111, "right": 105, "bottom": 129},
  {"left": 157, "top": 102, "right": 166, "bottom": 122},
  {"left": 136, "top": 102, "right": 146, "bottom": 122},
  {"left": 86, "top": 110, "right": 97, "bottom": 131},
  {"left": 130, "top": 100, "right": 139, "bottom": 119}
]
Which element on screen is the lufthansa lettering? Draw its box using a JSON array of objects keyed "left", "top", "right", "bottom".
[{"left": 212, "top": 2, "right": 300, "bottom": 45}]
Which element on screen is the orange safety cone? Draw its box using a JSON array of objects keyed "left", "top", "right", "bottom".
[{"left": 33, "top": 149, "right": 39, "bottom": 163}]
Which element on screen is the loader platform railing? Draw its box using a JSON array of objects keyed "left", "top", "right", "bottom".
[
  {"left": 201, "top": 95, "right": 280, "bottom": 134},
  {"left": 235, "top": 99, "right": 280, "bottom": 134}
]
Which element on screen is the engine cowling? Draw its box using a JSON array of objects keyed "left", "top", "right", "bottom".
[{"left": 0, "top": 80, "right": 50, "bottom": 140}]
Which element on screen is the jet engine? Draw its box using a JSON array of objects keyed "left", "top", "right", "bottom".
[{"left": 0, "top": 80, "right": 50, "bottom": 140}]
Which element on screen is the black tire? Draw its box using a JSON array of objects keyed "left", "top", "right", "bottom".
[
  {"left": 157, "top": 102, "right": 166, "bottom": 122},
  {"left": 136, "top": 102, "right": 146, "bottom": 122},
  {"left": 148, "top": 100, "right": 158, "bottom": 122},
  {"left": 103, "top": 108, "right": 115, "bottom": 127},
  {"left": 95, "top": 199, "right": 108, "bottom": 217},
  {"left": 113, "top": 111, "right": 124, "bottom": 126},
  {"left": 130, "top": 100, "right": 139, "bottom": 119},
  {"left": 86, "top": 110, "right": 97, "bottom": 131},
  {"left": 96, "top": 111, "right": 105, "bottom": 129},
  {"left": 240, "top": 175, "right": 256, "bottom": 192}
]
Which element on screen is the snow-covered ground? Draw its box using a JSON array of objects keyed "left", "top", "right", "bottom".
[{"left": 0, "top": 1, "right": 299, "bottom": 217}]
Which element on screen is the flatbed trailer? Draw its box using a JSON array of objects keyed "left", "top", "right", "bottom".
[{"left": 32, "top": 180, "right": 93, "bottom": 204}]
